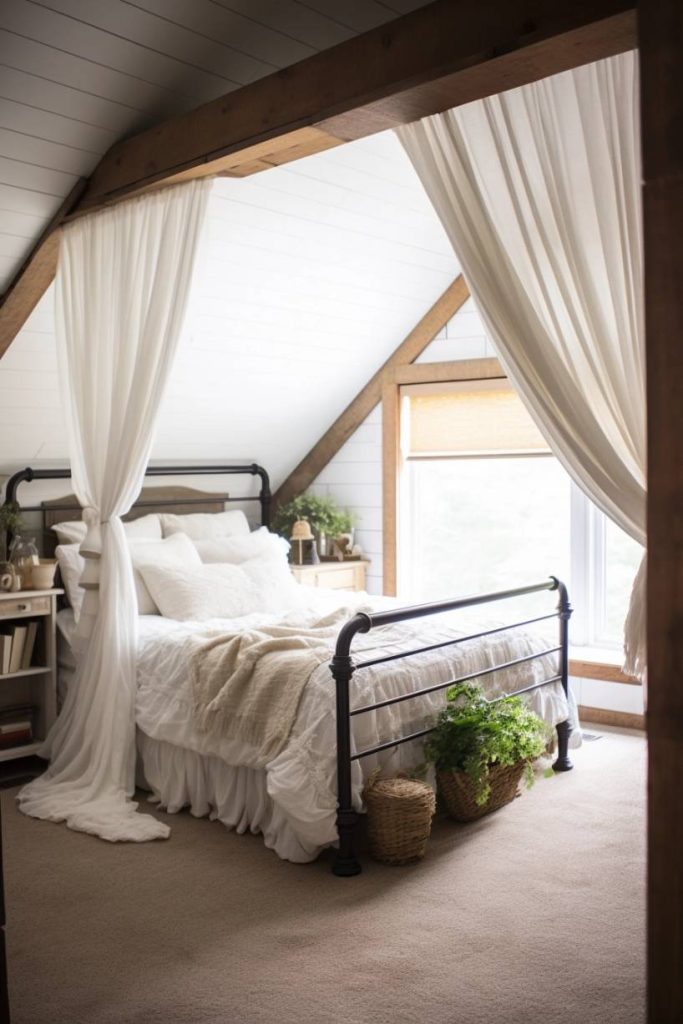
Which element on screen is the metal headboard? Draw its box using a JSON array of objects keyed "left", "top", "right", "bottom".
[{"left": 3, "top": 463, "right": 271, "bottom": 531}]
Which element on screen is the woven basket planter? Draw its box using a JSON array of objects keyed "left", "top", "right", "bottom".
[
  {"left": 437, "top": 760, "right": 526, "bottom": 823},
  {"left": 364, "top": 776, "right": 436, "bottom": 865}
]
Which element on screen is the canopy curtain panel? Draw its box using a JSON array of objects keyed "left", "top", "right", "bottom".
[
  {"left": 18, "top": 179, "right": 211, "bottom": 841},
  {"left": 397, "top": 51, "right": 646, "bottom": 679}
]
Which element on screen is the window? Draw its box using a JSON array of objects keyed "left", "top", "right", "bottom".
[{"left": 399, "top": 377, "right": 642, "bottom": 650}]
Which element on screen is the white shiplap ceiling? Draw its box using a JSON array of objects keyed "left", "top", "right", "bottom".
[
  {"left": 0, "top": 129, "right": 460, "bottom": 488},
  {"left": 0, "top": 0, "right": 432, "bottom": 293}
]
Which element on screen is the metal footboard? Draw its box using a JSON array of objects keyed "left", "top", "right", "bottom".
[{"left": 330, "top": 577, "right": 573, "bottom": 876}]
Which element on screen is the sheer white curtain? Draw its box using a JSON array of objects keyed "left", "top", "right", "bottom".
[
  {"left": 397, "top": 52, "right": 646, "bottom": 677},
  {"left": 18, "top": 179, "right": 210, "bottom": 840}
]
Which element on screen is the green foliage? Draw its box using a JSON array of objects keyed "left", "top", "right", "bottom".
[
  {"left": 272, "top": 493, "right": 354, "bottom": 539},
  {"left": 0, "top": 502, "right": 24, "bottom": 562},
  {"left": 0, "top": 502, "right": 23, "bottom": 534},
  {"left": 425, "top": 682, "right": 548, "bottom": 806},
  {"left": 0, "top": 499, "right": 22, "bottom": 532}
]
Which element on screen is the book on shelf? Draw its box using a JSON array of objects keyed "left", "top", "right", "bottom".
[
  {"left": 8, "top": 624, "right": 28, "bottom": 674},
  {"left": 20, "top": 620, "right": 39, "bottom": 670},
  {"left": 0, "top": 621, "right": 40, "bottom": 675},
  {"left": 0, "top": 706, "right": 35, "bottom": 749},
  {"left": 0, "top": 726, "right": 33, "bottom": 748},
  {"left": 0, "top": 633, "right": 10, "bottom": 674}
]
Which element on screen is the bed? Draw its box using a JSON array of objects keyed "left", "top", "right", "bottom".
[{"left": 3, "top": 464, "right": 577, "bottom": 873}]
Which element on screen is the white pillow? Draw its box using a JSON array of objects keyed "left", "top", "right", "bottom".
[
  {"left": 194, "top": 528, "right": 289, "bottom": 565},
  {"left": 241, "top": 555, "right": 301, "bottom": 613},
  {"left": 160, "top": 509, "right": 250, "bottom": 541},
  {"left": 128, "top": 533, "right": 201, "bottom": 614},
  {"left": 139, "top": 563, "right": 258, "bottom": 621},
  {"left": 53, "top": 514, "right": 162, "bottom": 546},
  {"left": 55, "top": 544, "right": 86, "bottom": 621},
  {"left": 140, "top": 556, "right": 302, "bottom": 622}
]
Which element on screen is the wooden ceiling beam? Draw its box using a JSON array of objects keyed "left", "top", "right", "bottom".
[
  {"left": 0, "top": 0, "right": 636, "bottom": 356},
  {"left": 273, "top": 275, "right": 470, "bottom": 512},
  {"left": 75, "top": 0, "right": 636, "bottom": 215}
]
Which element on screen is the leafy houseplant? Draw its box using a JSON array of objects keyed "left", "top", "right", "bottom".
[
  {"left": 0, "top": 502, "right": 24, "bottom": 563},
  {"left": 425, "top": 683, "right": 548, "bottom": 814},
  {"left": 272, "top": 493, "right": 354, "bottom": 544}
]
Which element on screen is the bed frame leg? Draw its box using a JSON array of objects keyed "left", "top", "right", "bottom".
[
  {"left": 333, "top": 810, "right": 361, "bottom": 877},
  {"left": 331, "top": 642, "right": 363, "bottom": 877},
  {"left": 553, "top": 719, "right": 573, "bottom": 772},
  {"left": 553, "top": 580, "right": 573, "bottom": 772}
]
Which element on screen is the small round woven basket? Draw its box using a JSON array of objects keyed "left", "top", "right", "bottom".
[
  {"left": 437, "top": 760, "right": 526, "bottom": 823},
  {"left": 363, "top": 776, "right": 436, "bottom": 865}
]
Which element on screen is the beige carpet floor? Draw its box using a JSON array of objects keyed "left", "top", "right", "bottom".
[{"left": 2, "top": 728, "right": 645, "bottom": 1024}]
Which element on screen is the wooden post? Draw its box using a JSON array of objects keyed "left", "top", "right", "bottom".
[{"left": 639, "top": 0, "right": 683, "bottom": 1020}]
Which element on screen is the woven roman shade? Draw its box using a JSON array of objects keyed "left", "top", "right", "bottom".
[{"left": 402, "top": 379, "right": 550, "bottom": 457}]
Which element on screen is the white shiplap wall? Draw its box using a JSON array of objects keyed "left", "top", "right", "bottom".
[
  {"left": 0, "top": 130, "right": 458, "bottom": 492},
  {"left": 0, "top": 0, "right": 432, "bottom": 293},
  {"left": 309, "top": 295, "right": 495, "bottom": 595}
]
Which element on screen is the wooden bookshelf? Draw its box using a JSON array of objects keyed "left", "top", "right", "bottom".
[{"left": 0, "top": 588, "right": 62, "bottom": 762}]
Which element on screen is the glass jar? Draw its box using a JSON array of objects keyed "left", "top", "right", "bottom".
[{"left": 9, "top": 535, "right": 39, "bottom": 590}]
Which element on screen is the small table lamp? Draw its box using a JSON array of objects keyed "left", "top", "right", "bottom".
[{"left": 290, "top": 519, "right": 319, "bottom": 566}]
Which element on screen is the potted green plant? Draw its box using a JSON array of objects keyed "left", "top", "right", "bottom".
[
  {"left": 0, "top": 502, "right": 24, "bottom": 564},
  {"left": 424, "top": 682, "right": 548, "bottom": 821},
  {"left": 272, "top": 493, "right": 354, "bottom": 555}
]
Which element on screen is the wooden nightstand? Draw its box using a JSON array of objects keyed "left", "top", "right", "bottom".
[
  {"left": 0, "top": 588, "right": 62, "bottom": 762},
  {"left": 290, "top": 560, "right": 369, "bottom": 592}
]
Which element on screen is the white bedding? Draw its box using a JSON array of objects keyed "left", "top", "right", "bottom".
[{"left": 57, "top": 589, "right": 578, "bottom": 862}]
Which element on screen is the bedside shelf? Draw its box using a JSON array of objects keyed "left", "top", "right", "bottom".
[
  {"left": 0, "top": 588, "right": 62, "bottom": 763},
  {"left": 0, "top": 666, "right": 50, "bottom": 681},
  {"left": 0, "top": 742, "right": 42, "bottom": 763}
]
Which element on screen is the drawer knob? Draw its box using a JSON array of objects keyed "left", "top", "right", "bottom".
[{"left": 17, "top": 602, "right": 28, "bottom": 611}]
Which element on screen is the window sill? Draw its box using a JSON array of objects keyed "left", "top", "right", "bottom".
[{"left": 569, "top": 647, "right": 640, "bottom": 685}]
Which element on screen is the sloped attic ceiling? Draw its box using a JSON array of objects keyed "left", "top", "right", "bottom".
[
  {"left": 0, "top": 130, "right": 460, "bottom": 488},
  {"left": 0, "top": 0, "right": 433, "bottom": 294}
]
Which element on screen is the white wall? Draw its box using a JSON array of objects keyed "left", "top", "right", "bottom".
[
  {"left": 0, "top": 131, "right": 458, "bottom": 491},
  {"left": 308, "top": 295, "right": 494, "bottom": 595},
  {"left": 308, "top": 405, "right": 383, "bottom": 595}
]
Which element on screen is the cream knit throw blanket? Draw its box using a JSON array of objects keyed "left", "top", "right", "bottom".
[{"left": 190, "top": 607, "right": 366, "bottom": 767}]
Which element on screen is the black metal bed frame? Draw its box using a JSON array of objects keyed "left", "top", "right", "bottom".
[
  {"left": 330, "top": 577, "right": 573, "bottom": 876},
  {"left": 3, "top": 465, "right": 573, "bottom": 880},
  {"left": 2, "top": 463, "right": 272, "bottom": 529}
]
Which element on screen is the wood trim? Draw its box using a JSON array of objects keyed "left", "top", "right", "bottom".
[
  {"left": 569, "top": 659, "right": 640, "bottom": 685},
  {"left": 75, "top": 1, "right": 636, "bottom": 215},
  {"left": 392, "top": 357, "right": 504, "bottom": 386},
  {"left": 273, "top": 276, "right": 469, "bottom": 512},
  {"left": 0, "top": 1, "right": 635, "bottom": 357},
  {"left": 578, "top": 705, "right": 645, "bottom": 731},
  {"left": 0, "top": 179, "right": 87, "bottom": 359},
  {"left": 382, "top": 377, "right": 401, "bottom": 598},
  {"left": 640, "top": 0, "right": 683, "bottom": 1018}
]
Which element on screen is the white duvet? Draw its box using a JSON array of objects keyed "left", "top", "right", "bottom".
[{"left": 58, "top": 588, "right": 576, "bottom": 861}]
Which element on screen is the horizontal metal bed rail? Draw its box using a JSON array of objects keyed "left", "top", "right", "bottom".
[
  {"left": 331, "top": 576, "right": 573, "bottom": 877},
  {"left": 2, "top": 463, "right": 272, "bottom": 529},
  {"left": 353, "top": 612, "right": 559, "bottom": 671},
  {"left": 350, "top": 646, "right": 562, "bottom": 717}
]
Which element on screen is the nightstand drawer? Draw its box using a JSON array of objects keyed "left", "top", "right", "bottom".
[
  {"left": 0, "top": 595, "right": 50, "bottom": 618},
  {"left": 313, "top": 566, "right": 357, "bottom": 590},
  {"left": 290, "top": 560, "right": 368, "bottom": 592}
]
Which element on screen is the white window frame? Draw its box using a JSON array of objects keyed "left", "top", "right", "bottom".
[{"left": 398, "top": 376, "right": 629, "bottom": 654}]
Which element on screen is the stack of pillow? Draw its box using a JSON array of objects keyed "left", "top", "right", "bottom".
[{"left": 54, "top": 510, "right": 300, "bottom": 622}]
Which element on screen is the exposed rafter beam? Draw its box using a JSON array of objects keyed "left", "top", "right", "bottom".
[
  {"left": 273, "top": 276, "right": 470, "bottom": 512},
  {"left": 0, "top": 0, "right": 636, "bottom": 356}
]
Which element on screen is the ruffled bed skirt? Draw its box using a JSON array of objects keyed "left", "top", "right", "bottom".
[{"left": 136, "top": 731, "right": 323, "bottom": 863}]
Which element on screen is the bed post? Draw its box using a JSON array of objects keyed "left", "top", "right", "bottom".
[
  {"left": 330, "top": 615, "right": 370, "bottom": 876},
  {"left": 553, "top": 578, "right": 573, "bottom": 772}
]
